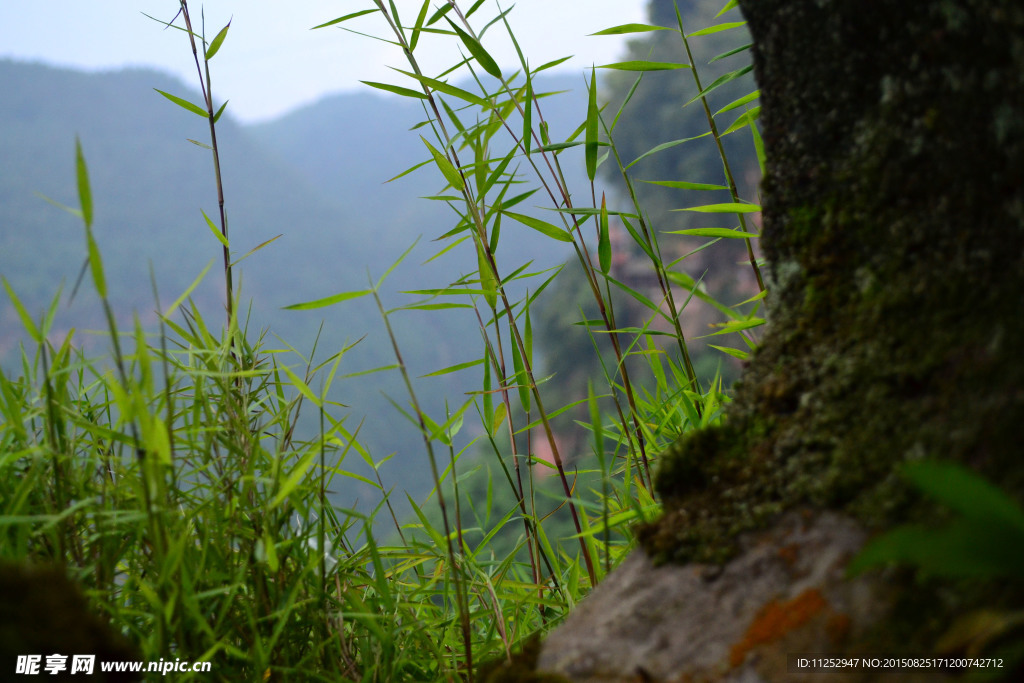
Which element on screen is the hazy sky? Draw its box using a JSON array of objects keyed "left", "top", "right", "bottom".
[{"left": 0, "top": 1, "right": 649, "bottom": 123}]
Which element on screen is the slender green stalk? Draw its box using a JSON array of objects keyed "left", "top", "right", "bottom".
[{"left": 674, "top": 2, "right": 765, "bottom": 294}]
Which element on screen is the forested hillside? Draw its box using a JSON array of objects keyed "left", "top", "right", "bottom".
[{"left": 0, "top": 59, "right": 587, "bottom": 506}]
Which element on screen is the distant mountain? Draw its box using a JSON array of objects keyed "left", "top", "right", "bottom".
[{"left": 0, "top": 59, "right": 592, "bottom": 508}]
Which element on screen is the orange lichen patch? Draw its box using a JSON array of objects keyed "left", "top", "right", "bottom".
[{"left": 729, "top": 588, "right": 828, "bottom": 668}]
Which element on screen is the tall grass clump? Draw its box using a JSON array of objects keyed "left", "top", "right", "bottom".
[{"left": 1, "top": 0, "right": 763, "bottom": 679}]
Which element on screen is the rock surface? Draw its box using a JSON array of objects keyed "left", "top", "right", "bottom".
[{"left": 536, "top": 510, "right": 894, "bottom": 682}]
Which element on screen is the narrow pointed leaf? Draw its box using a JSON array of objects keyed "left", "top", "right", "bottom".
[
  {"left": 154, "top": 88, "right": 208, "bottom": 117},
  {"left": 2, "top": 278, "right": 42, "bottom": 342},
  {"left": 668, "top": 227, "right": 758, "bottom": 239},
  {"left": 711, "top": 42, "right": 753, "bottom": 64},
  {"left": 75, "top": 138, "right": 92, "bottom": 228},
  {"left": 229, "top": 234, "right": 282, "bottom": 266},
  {"left": 420, "top": 357, "right": 484, "bottom": 378},
  {"left": 503, "top": 211, "right": 573, "bottom": 243},
  {"left": 409, "top": 0, "right": 431, "bottom": 51},
  {"left": 678, "top": 202, "right": 760, "bottom": 214},
  {"left": 685, "top": 65, "right": 754, "bottom": 106},
  {"left": 626, "top": 133, "right": 711, "bottom": 169},
  {"left": 202, "top": 208, "right": 229, "bottom": 247},
  {"left": 511, "top": 337, "right": 530, "bottom": 412},
  {"left": 716, "top": 0, "right": 740, "bottom": 18},
  {"left": 589, "top": 24, "right": 671, "bottom": 36},
  {"left": 85, "top": 227, "right": 106, "bottom": 299},
  {"left": 641, "top": 179, "right": 729, "bottom": 191},
  {"left": 284, "top": 290, "right": 372, "bottom": 310},
  {"left": 722, "top": 107, "right": 761, "bottom": 135},
  {"left": 212, "top": 99, "right": 229, "bottom": 123},
  {"left": 598, "top": 194, "right": 612, "bottom": 274},
  {"left": 396, "top": 69, "right": 489, "bottom": 107},
  {"left": 281, "top": 365, "right": 322, "bottom": 407},
  {"left": 598, "top": 61, "right": 689, "bottom": 71},
  {"left": 708, "top": 344, "right": 750, "bottom": 360},
  {"left": 586, "top": 67, "right": 599, "bottom": 181},
  {"left": 445, "top": 18, "right": 501, "bottom": 79},
  {"left": 687, "top": 21, "right": 746, "bottom": 37},
  {"left": 204, "top": 20, "right": 231, "bottom": 60},
  {"left": 477, "top": 241, "right": 497, "bottom": 308},
  {"left": 715, "top": 90, "right": 760, "bottom": 116},
  {"left": 312, "top": 9, "right": 378, "bottom": 30},
  {"left": 523, "top": 74, "right": 533, "bottom": 157},
  {"left": 422, "top": 137, "right": 465, "bottom": 191},
  {"left": 361, "top": 80, "right": 428, "bottom": 100},
  {"left": 490, "top": 401, "right": 507, "bottom": 437}
]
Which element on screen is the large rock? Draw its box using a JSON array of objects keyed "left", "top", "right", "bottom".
[
  {"left": 530, "top": 0, "right": 1024, "bottom": 679},
  {"left": 536, "top": 511, "right": 895, "bottom": 682}
]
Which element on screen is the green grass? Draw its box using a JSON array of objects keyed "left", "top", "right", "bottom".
[{"left": 0, "top": 1, "right": 763, "bottom": 680}]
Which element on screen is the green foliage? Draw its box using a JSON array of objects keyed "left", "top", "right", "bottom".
[
  {"left": 849, "top": 461, "right": 1024, "bottom": 579},
  {"left": 847, "top": 462, "right": 1024, "bottom": 671},
  {"left": 0, "top": 0, "right": 767, "bottom": 680}
]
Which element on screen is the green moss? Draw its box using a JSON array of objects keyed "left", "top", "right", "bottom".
[{"left": 641, "top": 0, "right": 1024, "bottom": 570}]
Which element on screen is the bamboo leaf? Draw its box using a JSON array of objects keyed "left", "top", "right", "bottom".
[
  {"left": 902, "top": 461, "right": 1024, "bottom": 531},
  {"left": 711, "top": 42, "right": 753, "bottom": 64},
  {"left": 75, "top": 138, "right": 92, "bottom": 228},
  {"left": 586, "top": 67, "right": 599, "bottom": 181},
  {"left": 445, "top": 17, "right": 501, "bottom": 79},
  {"left": 665, "top": 270, "right": 738, "bottom": 320},
  {"left": 641, "top": 179, "right": 729, "bottom": 191},
  {"left": 202, "top": 209, "right": 229, "bottom": 247},
  {"left": 589, "top": 23, "right": 672, "bottom": 36},
  {"left": 667, "top": 227, "right": 758, "bottom": 239},
  {"left": 212, "top": 100, "right": 229, "bottom": 123},
  {"left": 271, "top": 448, "right": 318, "bottom": 507},
  {"left": 722, "top": 107, "right": 761, "bottom": 135},
  {"left": 395, "top": 69, "right": 490, "bottom": 107},
  {"left": 687, "top": 21, "right": 746, "bottom": 37},
  {"left": 229, "top": 234, "right": 282, "bottom": 266},
  {"left": 312, "top": 9, "right": 378, "bottom": 30},
  {"left": 204, "top": 20, "right": 231, "bottom": 60},
  {"left": 409, "top": 0, "right": 431, "bottom": 51},
  {"left": 422, "top": 137, "right": 465, "bottom": 191},
  {"left": 598, "top": 61, "right": 689, "bottom": 71},
  {"left": 685, "top": 65, "right": 754, "bottom": 106},
  {"left": 677, "top": 202, "right": 760, "bottom": 214},
  {"left": 625, "top": 132, "right": 711, "bottom": 169},
  {"left": 477, "top": 240, "right": 497, "bottom": 309},
  {"left": 162, "top": 260, "right": 213, "bottom": 317},
  {"left": 284, "top": 290, "right": 372, "bottom": 311},
  {"left": 715, "top": 90, "right": 760, "bottom": 116},
  {"left": 536, "top": 56, "right": 572, "bottom": 72},
  {"left": 511, "top": 336, "right": 530, "bottom": 412},
  {"left": 360, "top": 80, "right": 428, "bottom": 100},
  {"left": 85, "top": 227, "right": 106, "bottom": 299},
  {"left": 698, "top": 317, "right": 766, "bottom": 337},
  {"left": 598, "top": 194, "right": 612, "bottom": 274},
  {"left": 426, "top": 3, "right": 453, "bottom": 26},
  {"left": 503, "top": 211, "right": 573, "bottom": 243},
  {"left": 708, "top": 344, "right": 750, "bottom": 360},
  {"left": 2, "top": 278, "right": 41, "bottom": 342},
  {"left": 523, "top": 74, "right": 533, "bottom": 157},
  {"left": 281, "top": 365, "right": 322, "bottom": 407},
  {"left": 420, "top": 357, "right": 484, "bottom": 378},
  {"left": 154, "top": 88, "right": 208, "bottom": 117},
  {"left": 716, "top": 0, "right": 740, "bottom": 18}
]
